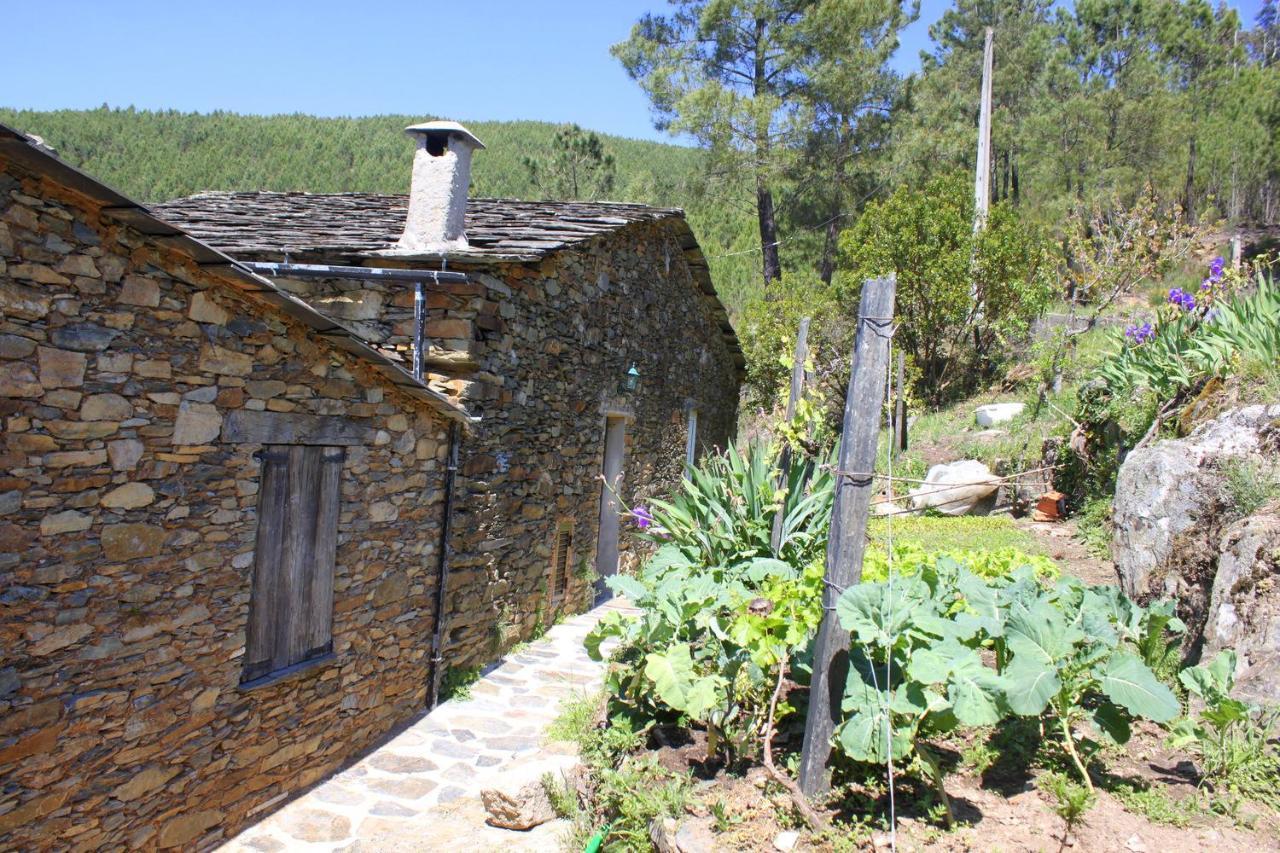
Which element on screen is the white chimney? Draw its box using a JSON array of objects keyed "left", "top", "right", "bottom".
[{"left": 396, "top": 121, "right": 485, "bottom": 253}]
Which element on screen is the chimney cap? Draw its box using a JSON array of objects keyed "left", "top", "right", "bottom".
[{"left": 404, "top": 120, "right": 485, "bottom": 151}]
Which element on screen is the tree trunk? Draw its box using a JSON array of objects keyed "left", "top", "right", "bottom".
[
  {"left": 1184, "top": 134, "right": 1198, "bottom": 224},
  {"left": 818, "top": 146, "right": 848, "bottom": 286},
  {"left": 1011, "top": 149, "right": 1020, "bottom": 205},
  {"left": 758, "top": 177, "right": 782, "bottom": 287}
]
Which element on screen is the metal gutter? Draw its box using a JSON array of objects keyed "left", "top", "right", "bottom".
[{"left": 243, "top": 261, "right": 468, "bottom": 284}]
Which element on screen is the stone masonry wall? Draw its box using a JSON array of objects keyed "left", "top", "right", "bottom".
[
  {"left": 440, "top": 221, "right": 742, "bottom": 667},
  {"left": 0, "top": 161, "right": 452, "bottom": 850}
]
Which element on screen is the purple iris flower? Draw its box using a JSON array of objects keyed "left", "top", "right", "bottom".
[
  {"left": 1209, "top": 256, "right": 1225, "bottom": 281},
  {"left": 1125, "top": 322, "right": 1155, "bottom": 345},
  {"left": 632, "top": 505, "right": 653, "bottom": 529},
  {"left": 1168, "top": 288, "right": 1196, "bottom": 311}
]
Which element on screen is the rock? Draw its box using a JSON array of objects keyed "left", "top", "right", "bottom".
[
  {"left": 101, "top": 483, "right": 156, "bottom": 510},
  {"left": 40, "top": 510, "right": 91, "bottom": 535},
  {"left": 0, "top": 362, "right": 43, "bottom": 398},
  {"left": 1202, "top": 509, "right": 1280, "bottom": 704},
  {"left": 49, "top": 323, "right": 119, "bottom": 352},
  {"left": 101, "top": 523, "right": 165, "bottom": 561},
  {"left": 480, "top": 779, "right": 556, "bottom": 830},
  {"left": 29, "top": 624, "right": 93, "bottom": 655},
  {"left": 1113, "top": 406, "right": 1279, "bottom": 605},
  {"left": 156, "top": 809, "right": 222, "bottom": 848},
  {"left": 81, "top": 393, "right": 132, "bottom": 421},
  {"left": 910, "top": 460, "right": 999, "bottom": 516},
  {"left": 188, "top": 291, "right": 230, "bottom": 324},
  {"left": 975, "top": 402, "right": 1025, "bottom": 427},
  {"left": 173, "top": 401, "right": 223, "bottom": 445},
  {"left": 37, "top": 346, "right": 86, "bottom": 389},
  {"left": 0, "top": 333, "right": 37, "bottom": 359},
  {"left": 650, "top": 816, "right": 717, "bottom": 853},
  {"left": 118, "top": 275, "right": 160, "bottom": 307},
  {"left": 0, "top": 280, "right": 52, "bottom": 320},
  {"left": 198, "top": 344, "right": 253, "bottom": 377},
  {"left": 107, "top": 438, "right": 145, "bottom": 471},
  {"left": 774, "top": 830, "right": 800, "bottom": 851}
]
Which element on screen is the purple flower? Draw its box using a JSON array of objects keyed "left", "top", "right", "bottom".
[
  {"left": 1126, "top": 321, "right": 1155, "bottom": 345},
  {"left": 1209, "top": 256, "right": 1225, "bottom": 281},
  {"left": 1168, "top": 288, "right": 1195, "bottom": 311},
  {"left": 632, "top": 505, "right": 653, "bottom": 529}
]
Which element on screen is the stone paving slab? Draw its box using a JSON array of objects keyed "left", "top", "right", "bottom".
[{"left": 220, "top": 599, "right": 631, "bottom": 852}]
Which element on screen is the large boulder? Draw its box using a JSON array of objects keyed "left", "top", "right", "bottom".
[
  {"left": 910, "top": 460, "right": 999, "bottom": 516},
  {"left": 1112, "top": 405, "right": 1280, "bottom": 605},
  {"left": 1202, "top": 509, "right": 1280, "bottom": 704}
]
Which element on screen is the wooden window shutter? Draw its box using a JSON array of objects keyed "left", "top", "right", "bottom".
[
  {"left": 243, "top": 445, "right": 344, "bottom": 683},
  {"left": 552, "top": 523, "right": 573, "bottom": 602}
]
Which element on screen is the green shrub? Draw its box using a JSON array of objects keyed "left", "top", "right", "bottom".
[
  {"left": 838, "top": 173, "right": 1053, "bottom": 405},
  {"left": 833, "top": 560, "right": 1182, "bottom": 805},
  {"left": 1220, "top": 457, "right": 1280, "bottom": 518},
  {"left": 439, "top": 666, "right": 481, "bottom": 702},
  {"left": 1168, "top": 651, "right": 1280, "bottom": 812}
]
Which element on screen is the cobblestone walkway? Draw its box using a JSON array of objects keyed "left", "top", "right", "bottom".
[{"left": 221, "top": 599, "right": 630, "bottom": 852}]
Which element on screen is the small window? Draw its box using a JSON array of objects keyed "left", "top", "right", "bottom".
[
  {"left": 685, "top": 408, "right": 699, "bottom": 469},
  {"left": 551, "top": 522, "right": 573, "bottom": 603},
  {"left": 242, "top": 445, "right": 344, "bottom": 684}
]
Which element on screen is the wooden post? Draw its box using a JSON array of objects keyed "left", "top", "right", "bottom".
[
  {"left": 771, "top": 318, "right": 811, "bottom": 554},
  {"left": 893, "top": 351, "right": 907, "bottom": 456},
  {"left": 1231, "top": 234, "right": 1242, "bottom": 270},
  {"left": 973, "top": 27, "right": 994, "bottom": 234},
  {"left": 798, "top": 275, "right": 897, "bottom": 796}
]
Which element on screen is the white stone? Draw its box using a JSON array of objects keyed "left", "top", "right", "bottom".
[
  {"left": 774, "top": 831, "right": 800, "bottom": 851},
  {"left": 974, "top": 402, "right": 1025, "bottom": 427},
  {"left": 910, "top": 460, "right": 1000, "bottom": 516}
]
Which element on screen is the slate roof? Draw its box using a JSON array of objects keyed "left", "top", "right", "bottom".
[
  {"left": 0, "top": 125, "right": 476, "bottom": 424},
  {"left": 151, "top": 192, "right": 685, "bottom": 261},
  {"left": 153, "top": 191, "right": 746, "bottom": 374}
]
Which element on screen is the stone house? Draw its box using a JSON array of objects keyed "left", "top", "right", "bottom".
[
  {"left": 154, "top": 121, "right": 744, "bottom": 666},
  {"left": 0, "top": 120, "right": 741, "bottom": 849}
]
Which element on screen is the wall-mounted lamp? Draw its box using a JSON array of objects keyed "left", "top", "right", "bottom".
[{"left": 620, "top": 363, "right": 641, "bottom": 394}]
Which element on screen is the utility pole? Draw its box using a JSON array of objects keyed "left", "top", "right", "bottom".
[{"left": 974, "top": 27, "right": 994, "bottom": 233}]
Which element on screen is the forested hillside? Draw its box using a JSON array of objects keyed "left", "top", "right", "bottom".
[{"left": 0, "top": 108, "right": 763, "bottom": 311}]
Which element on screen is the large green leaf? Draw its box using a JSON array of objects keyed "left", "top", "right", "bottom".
[
  {"left": 1091, "top": 701, "right": 1131, "bottom": 744},
  {"left": 1095, "top": 653, "right": 1179, "bottom": 723},
  {"left": 605, "top": 574, "right": 648, "bottom": 601},
  {"left": 1003, "top": 635, "right": 1061, "bottom": 715},
  {"left": 644, "top": 643, "right": 696, "bottom": 709},
  {"left": 945, "top": 647, "right": 1007, "bottom": 726},
  {"left": 838, "top": 709, "right": 913, "bottom": 763}
]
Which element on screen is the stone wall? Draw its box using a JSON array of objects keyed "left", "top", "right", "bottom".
[
  {"left": 0, "top": 160, "right": 453, "bottom": 849},
  {"left": 440, "top": 221, "right": 742, "bottom": 666},
  {"left": 246, "top": 220, "right": 742, "bottom": 672}
]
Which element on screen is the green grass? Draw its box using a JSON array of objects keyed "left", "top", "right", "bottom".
[
  {"left": 1111, "top": 781, "right": 1199, "bottom": 827},
  {"left": 547, "top": 691, "right": 600, "bottom": 745},
  {"left": 868, "top": 515, "right": 1048, "bottom": 556}
]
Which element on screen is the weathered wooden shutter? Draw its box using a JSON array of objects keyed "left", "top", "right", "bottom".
[
  {"left": 243, "top": 445, "right": 343, "bottom": 683},
  {"left": 552, "top": 523, "right": 573, "bottom": 602}
]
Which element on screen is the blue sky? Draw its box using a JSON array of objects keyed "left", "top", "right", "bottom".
[{"left": 0, "top": 0, "right": 1267, "bottom": 144}]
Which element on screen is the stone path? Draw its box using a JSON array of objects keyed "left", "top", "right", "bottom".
[{"left": 221, "top": 599, "right": 631, "bottom": 852}]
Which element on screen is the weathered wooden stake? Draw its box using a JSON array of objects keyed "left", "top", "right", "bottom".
[
  {"left": 1231, "top": 234, "right": 1242, "bottom": 270},
  {"left": 770, "top": 317, "right": 811, "bottom": 554},
  {"left": 893, "top": 351, "right": 907, "bottom": 456},
  {"left": 798, "top": 275, "right": 897, "bottom": 796}
]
